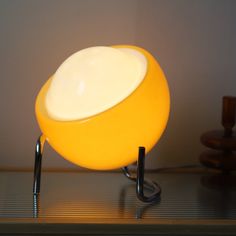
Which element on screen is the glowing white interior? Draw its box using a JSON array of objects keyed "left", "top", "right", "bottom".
[{"left": 45, "top": 46, "right": 147, "bottom": 121}]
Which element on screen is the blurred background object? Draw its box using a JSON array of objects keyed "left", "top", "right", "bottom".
[{"left": 200, "top": 96, "right": 236, "bottom": 173}]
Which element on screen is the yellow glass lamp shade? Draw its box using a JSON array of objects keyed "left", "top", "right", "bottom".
[{"left": 35, "top": 45, "right": 170, "bottom": 170}]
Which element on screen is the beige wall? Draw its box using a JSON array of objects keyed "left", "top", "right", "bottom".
[{"left": 0, "top": 0, "right": 236, "bottom": 170}]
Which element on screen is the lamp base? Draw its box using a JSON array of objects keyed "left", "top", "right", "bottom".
[{"left": 33, "top": 135, "right": 161, "bottom": 203}]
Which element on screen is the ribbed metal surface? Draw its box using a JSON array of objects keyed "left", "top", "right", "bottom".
[{"left": 0, "top": 171, "right": 236, "bottom": 219}]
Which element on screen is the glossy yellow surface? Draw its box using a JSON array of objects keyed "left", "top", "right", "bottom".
[{"left": 35, "top": 45, "right": 170, "bottom": 170}]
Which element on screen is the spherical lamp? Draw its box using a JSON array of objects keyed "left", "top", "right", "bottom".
[{"left": 33, "top": 45, "right": 170, "bottom": 202}]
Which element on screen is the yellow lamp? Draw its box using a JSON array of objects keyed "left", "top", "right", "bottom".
[
  {"left": 35, "top": 45, "right": 170, "bottom": 170},
  {"left": 33, "top": 45, "right": 170, "bottom": 202}
]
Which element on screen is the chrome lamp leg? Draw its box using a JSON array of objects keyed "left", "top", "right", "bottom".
[
  {"left": 122, "top": 147, "right": 161, "bottom": 203},
  {"left": 33, "top": 137, "right": 160, "bottom": 203},
  {"left": 33, "top": 135, "right": 45, "bottom": 195}
]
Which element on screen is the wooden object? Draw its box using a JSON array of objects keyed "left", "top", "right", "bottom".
[{"left": 200, "top": 96, "right": 236, "bottom": 172}]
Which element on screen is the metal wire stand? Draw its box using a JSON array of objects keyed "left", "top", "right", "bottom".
[{"left": 33, "top": 135, "right": 161, "bottom": 203}]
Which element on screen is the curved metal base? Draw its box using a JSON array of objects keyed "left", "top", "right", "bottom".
[
  {"left": 122, "top": 147, "right": 161, "bottom": 203},
  {"left": 33, "top": 135, "right": 161, "bottom": 203}
]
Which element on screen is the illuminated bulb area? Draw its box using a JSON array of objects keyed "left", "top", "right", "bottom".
[{"left": 45, "top": 46, "right": 147, "bottom": 121}]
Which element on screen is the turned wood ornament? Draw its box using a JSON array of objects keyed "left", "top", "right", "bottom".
[{"left": 200, "top": 96, "right": 236, "bottom": 172}]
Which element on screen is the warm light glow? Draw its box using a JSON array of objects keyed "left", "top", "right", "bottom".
[
  {"left": 46, "top": 46, "right": 147, "bottom": 121},
  {"left": 35, "top": 45, "right": 170, "bottom": 170}
]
